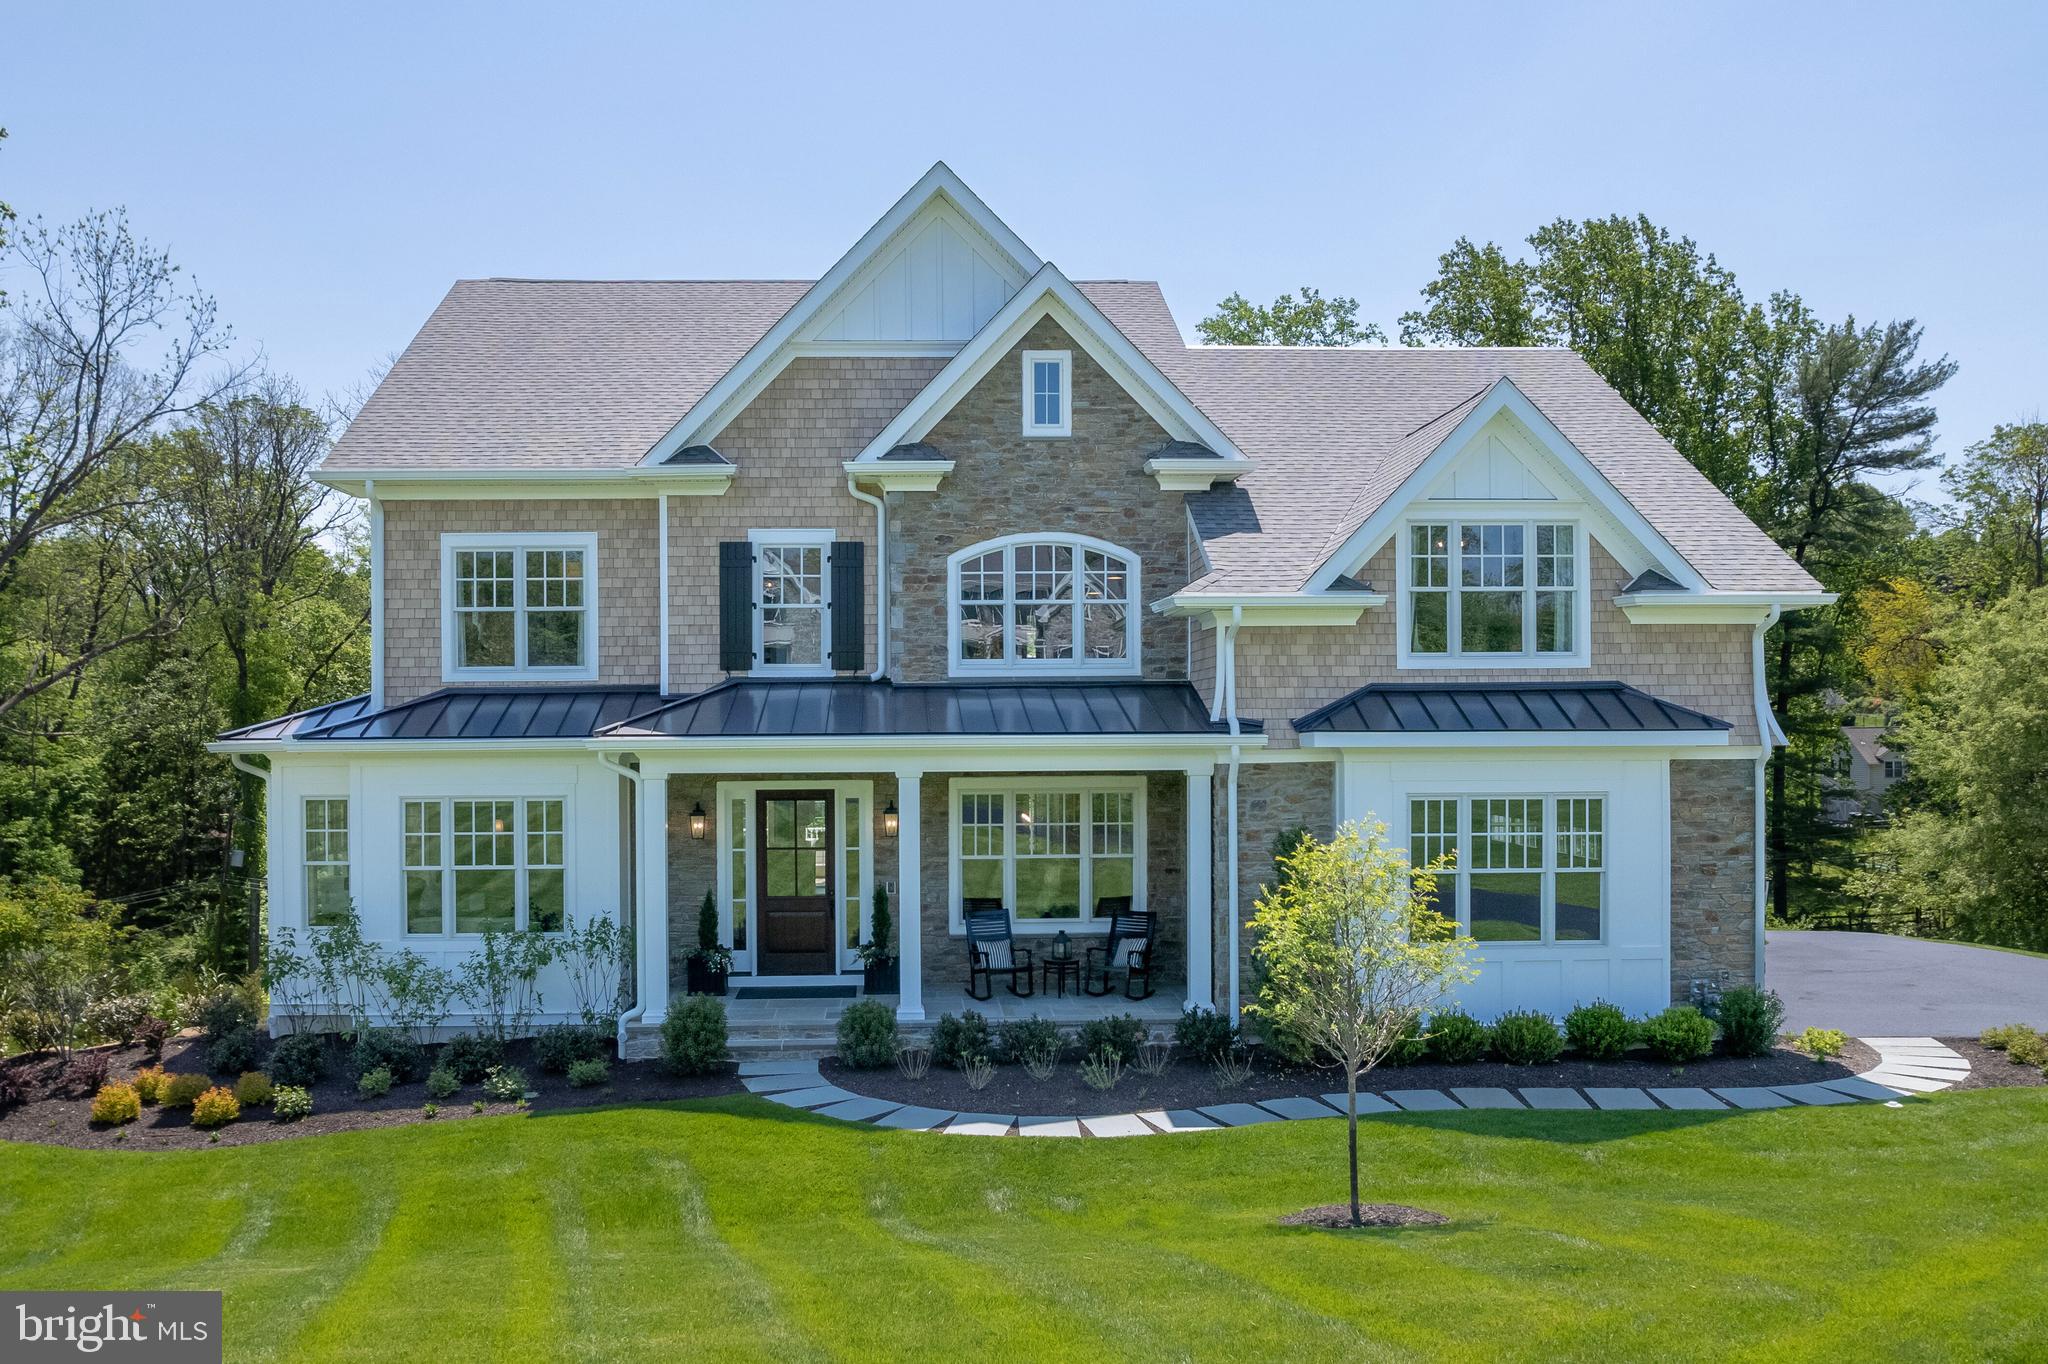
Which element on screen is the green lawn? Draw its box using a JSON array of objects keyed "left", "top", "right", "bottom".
[{"left": 4, "top": 1091, "right": 2046, "bottom": 1362}]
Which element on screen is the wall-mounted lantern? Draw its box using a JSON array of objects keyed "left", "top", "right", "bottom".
[
  {"left": 882, "top": 800, "right": 899, "bottom": 838},
  {"left": 688, "top": 802, "right": 709, "bottom": 840}
]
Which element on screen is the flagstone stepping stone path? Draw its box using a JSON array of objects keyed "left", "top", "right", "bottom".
[{"left": 739, "top": 1037, "right": 1970, "bottom": 1137}]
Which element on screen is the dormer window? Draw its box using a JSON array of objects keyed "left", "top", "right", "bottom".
[
  {"left": 1399, "top": 519, "right": 1586, "bottom": 667},
  {"left": 1022, "top": 350, "right": 1071, "bottom": 437},
  {"left": 949, "top": 533, "right": 1139, "bottom": 675}
]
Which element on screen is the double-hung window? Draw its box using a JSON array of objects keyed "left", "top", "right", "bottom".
[
  {"left": 752, "top": 532, "right": 832, "bottom": 672},
  {"left": 1022, "top": 350, "right": 1071, "bottom": 437},
  {"left": 953, "top": 779, "right": 1143, "bottom": 927},
  {"left": 1406, "top": 794, "right": 1604, "bottom": 944},
  {"left": 403, "top": 796, "right": 567, "bottom": 935},
  {"left": 1404, "top": 519, "right": 1581, "bottom": 663},
  {"left": 443, "top": 533, "right": 597, "bottom": 679},
  {"left": 949, "top": 534, "right": 1139, "bottom": 673},
  {"left": 303, "top": 798, "right": 351, "bottom": 927}
]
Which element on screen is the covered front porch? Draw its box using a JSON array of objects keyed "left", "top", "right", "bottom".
[{"left": 595, "top": 678, "right": 1260, "bottom": 1034}]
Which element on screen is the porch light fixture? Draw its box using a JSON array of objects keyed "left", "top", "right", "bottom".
[
  {"left": 882, "top": 800, "right": 899, "bottom": 838},
  {"left": 688, "top": 802, "right": 708, "bottom": 839}
]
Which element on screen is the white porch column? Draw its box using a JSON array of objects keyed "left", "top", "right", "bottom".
[
  {"left": 637, "top": 773, "right": 671, "bottom": 1023},
  {"left": 1184, "top": 761, "right": 1215, "bottom": 1011},
  {"left": 894, "top": 768, "right": 924, "bottom": 1022}
]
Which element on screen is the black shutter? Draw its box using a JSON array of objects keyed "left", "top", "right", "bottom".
[
  {"left": 830, "top": 541, "right": 865, "bottom": 672},
  {"left": 718, "top": 540, "right": 753, "bottom": 673}
]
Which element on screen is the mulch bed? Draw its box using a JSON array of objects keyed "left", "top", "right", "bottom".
[
  {"left": 822, "top": 1037, "right": 1883, "bottom": 1117},
  {"left": 0, "top": 1032, "right": 742, "bottom": 1151},
  {"left": 1937, "top": 1036, "right": 2047, "bottom": 1092},
  {"left": 1280, "top": 1204, "right": 1449, "bottom": 1230}
]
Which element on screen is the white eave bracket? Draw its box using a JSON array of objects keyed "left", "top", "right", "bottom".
[
  {"left": 1143, "top": 456, "right": 1254, "bottom": 492},
  {"left": 842, "top": 459, "right": 955, "bottom": 494},
  {"left": 1615, "top": 590, "right": 1836, "bottom": 625}
]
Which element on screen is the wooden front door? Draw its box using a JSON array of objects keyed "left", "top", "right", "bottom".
[{"left": 756, "top": 791, "right": 836, "bottom": 975}]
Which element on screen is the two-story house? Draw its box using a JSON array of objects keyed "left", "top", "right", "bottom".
[{"left": 213, "top": 164, "right": 1830, "bottom": 1050}]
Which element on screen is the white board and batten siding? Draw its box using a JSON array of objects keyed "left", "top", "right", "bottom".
[
  {"left": 805, "top": 205, "right": 1022, "bottom": 345},
  {"left": 266, "top": 752, "right": 628, "bottom": 1031},
  {"left": 1335, "top": 752, "right": 1672, "bottom": 1020}
]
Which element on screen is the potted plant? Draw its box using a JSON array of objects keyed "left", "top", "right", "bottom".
[
  {"left": 857, "top": 884, "right": 899, "bottom": 994},
  {"left": 685, "top": 888, "right": 731, "bottom": 996}
]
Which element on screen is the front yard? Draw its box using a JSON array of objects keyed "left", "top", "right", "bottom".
[{"left": 3, "top": 1089, "right": 2044, "bottom": 1362}]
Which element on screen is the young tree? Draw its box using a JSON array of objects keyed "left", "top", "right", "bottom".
[
  {"left": 1246, "top": 820, "right": 1477, "bottom": 1227},
  {"left": 1198, "top": 286, "right": 1384, "bottom": 346}
]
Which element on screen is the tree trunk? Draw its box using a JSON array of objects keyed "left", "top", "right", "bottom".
[{"left": 1347, "top": 1067, "right": 1361, "bottom": 1227}]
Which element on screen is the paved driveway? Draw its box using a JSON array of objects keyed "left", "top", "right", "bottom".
[{"left": 1767, "top": 930, "right": 2048, "bottom": 1035}]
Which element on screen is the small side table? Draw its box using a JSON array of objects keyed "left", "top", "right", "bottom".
[{"left": 1042, "top": 956, "right": 1081, "bottom": 998}]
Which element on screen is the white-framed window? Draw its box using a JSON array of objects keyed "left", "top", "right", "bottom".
[
  {"left": 302, "top": 798, "right": 351, "bottom": 927},
  {"left": 1881, "top": 756, "right": 1906, "bottom": 781},
  {"left": 947, "top": 533, "right": 1140, "bottom": 675},
  {"left": 1021, "top": 349, "right": 1072, "bottom": 437},
  {"left": 402, "top": 796, "right": 567, "bottom": 936},
  {"left": 1406, "top": 793, "right": 1604, "bottom": 944},
  {"left": 750, "top": 529, "right": 833, "bottom": 673},
  {"left": 440, "top": 532, "right": 598, "bottom": 680},
  {"left": 1400, "top": 519, "right": 1586, "bottom": 666},
  {"left": 949, "top": 777, "right": 1145, "bottom": 930}
]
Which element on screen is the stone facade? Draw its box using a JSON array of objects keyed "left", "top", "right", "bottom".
[
  {"left": 915, "top": 771, "right": 1187, "bottom": 998},
  {"left": 1211, "top": 761, "right": 1337, "bottom": 999},
  {"left": 887, "top": 317, "right": 1192, "bottom": 682},
  {"left": 1668, "top": 758, "right": 1759, "bottom": 1000},
  {"left": 380, "top": 498, "right": 660, "bottom": 706},
  {"left": 1230, "top": 540, "right": 1759, "bottom": 747}
]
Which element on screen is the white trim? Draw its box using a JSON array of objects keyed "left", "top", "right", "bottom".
[
  {"left": 842, "top": 459, "right": 954, "bottom": 493},
  {"left": 747, "top": 528, "right": 836, "bottom": 676},
  {"left": 946, "top": 775, "right": 1147, "bottom": 935},
  {"left": 1307, "top": 377, "right": 1706, "bottom": 594},
  {"left": 849, "top": 263, "right": 1250, "bottom": 469},
  {"left": 1021, "top": 349, "right": 1072, "bottom": 438},
  {"left": 1618, "top": 590, "right": 1836, "bottom": 625},
  {"left": 367, "top": 484, "right": 384, "bottom": 711},
  {"left": 642, "top": 163, "right": 1042, "bottom": 463},
  {"left": 1299, "top": 731, "right": 1730, "bottom": 751},
  {"left": 1151, "top": 593, "right": 1383, "bottom": 627},
  {"left": 945, "top": 532, "right": 1143, "bottom": 678},
  {"left": 212, "top": 733, "right": 1268, "bottom": 761},
  {"left": 318, "top": 467, "right": 733, "bottom": 499},
  {"left": 789, "top": 340, "right": 965, "bottom": 358},
  {"left": 1143, "top": 457, "right": 1249, "bottom": 492},
  {"left": 439, "top": 532, "right": 601, "bottom": 683},
  {"left": 1395, "top": 516, "right": 1592, "bottom": 669},
  {"left": 716, "top": 779, "right": 875, "bottom": 976}
]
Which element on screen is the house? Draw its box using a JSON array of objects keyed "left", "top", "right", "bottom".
[
  {"left": 1826, "top": 726, "right": 1905, "bottom": 823},
  {"left": 210, "top": 164, "right": 1831, "bottom": 1050}
]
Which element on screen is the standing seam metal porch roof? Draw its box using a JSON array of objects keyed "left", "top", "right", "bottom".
[
  {"left": 597, "top": 679, "right": 1255, "bottom": 740},
  {"left": 1293, "top": 681, "right": 1732, "bottom": 735}
]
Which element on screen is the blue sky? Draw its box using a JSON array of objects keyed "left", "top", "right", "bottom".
[{"left": 5, "top": 2, "right": 2042, "bottom": 498}]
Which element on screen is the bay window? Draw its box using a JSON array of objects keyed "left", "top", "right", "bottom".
[
  {"left": 949, "top": 534, "right": 1139, "bottom": 673},
  {"left": 443, "top": 533, "right": 597, "bottom": 678},
  {"left": 1404, "top": 519, "right": 1581, "bottom": 662},
  {"left": 403, "top": 796, "right": 567, "bottom": 935},
  {"left": 952, "top": 779, "right": 1144, "bottom": 928},
  {"left": 1407, "top": 793, "right": 1604, "bottom": 943}
]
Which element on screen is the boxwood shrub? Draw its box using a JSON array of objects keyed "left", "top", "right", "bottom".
[
  {"left": 836, "top": 999, "right": 900, "bottom": 1069},
  {"left": 1714, "top": 986, "right": 1786, "bottom": 1058},
  {"left": 1425, "top": 1010, "right": 1490, "bottom": 1064},
  {"left": 997, "top": 1015, "right": 1062, "bottom": 1065},
  {"left": 441, "top": 1032, "right": 504, "bottom": 1083},
  {"left": 1077, "top": 1013, "right": 1148, "bottom": 1065},
  {"left": 1491, "top": 1010, "right": 1564, "bottom": 1066},
  {"left": 534, "top": 1023, "right": 611, "bottom": 1074},
  {"left": 930, "top": 1010, "right": 993, "bottom": 1068},
  {"left": 660, "top": 995, "right": 729, "bottom": 1076},
  {"left": 1172, "top": 1006, "right": 1238, "bottom": 1062},
  {"left": 1564, "top": 1001, "right": 1634, "bottom": 1060},
  {"left": 266, "top": 1032, "right": 329, "bottom": 1088},
  {"left": 352, "top": 1028, "right": 425, "bottom": 1084},
  {"left": 1641, "top": 1005, "right": 1715, "bottom": 1063}
]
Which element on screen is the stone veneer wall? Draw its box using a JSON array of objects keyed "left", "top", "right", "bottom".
[
  {"left": 380, "top": 498, "right": 660, "bottom": 706},
  {"left": 1211, "top": 761, "right": 1337, "bottom": 1005},
  {"left": 1668, "top": 758, "right": 1759, "bottom": 1001},
  {"left": 887, "top": 317, "right": 1189, "bottom": 683},
  {"left": 667, "top": 357, "right": 945, "bottom": 692},
  {"left": 1231, "top": 540, "right": 1759, "bottom": 748},
  {"left": 915, "top": 772, "right": 1187, "bottom": 997}
]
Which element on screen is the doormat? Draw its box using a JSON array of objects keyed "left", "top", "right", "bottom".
[{"left": 729, "top": 985, "right": 860, "bottom": 1000}]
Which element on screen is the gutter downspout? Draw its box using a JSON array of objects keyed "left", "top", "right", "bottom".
[
  {"left": 1224, "top": 605, "right": 1242, "bottom": 1020},
  {"left": 846, "top": 475, "right": 888, "bottom": 680},
  {"left": 1751, "top": 605, "right": 1782, "bottom": 990},
  {"left": 599, "top": 751, "right": 647, "bottom": 1055},
  {"left": 657, "top": 492, "right": 671, "bottom": 695},
  {"left": 367, "top": 479, "right": 383, "bottom": 711}
]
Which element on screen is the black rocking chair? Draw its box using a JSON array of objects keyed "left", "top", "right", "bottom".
[
  {"left": 964, "top": 900, "right": 1035, "bottom": 1002},
  {"left": 1083, "top": 899, "right": 1156, "bottom": 1001}
]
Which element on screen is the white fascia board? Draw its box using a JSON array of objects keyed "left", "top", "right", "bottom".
[
  {"left": 1143, "top": 457, "right": 1249, "bottom": 492},
  {"left": 207, "top": 738, "right": 597, "bottom": 757},
  {"left": 1297, "top": 730, "right": 1731, "bottom": 751},
  {"left": 1304, "top": 377, "right": 1707, "bottom": 593},
  {"left": 639, "top": 163, "right": 1042, "bottom": 465},
  {"left": 842, "top": 458, "right": 955, "bottom": 493},
  {"left": 316, "top": 467, "right": 733, "bottom": 500},
  {"left": 848, "top": 264, "right": 1250, "bottom": 468},
  {"left": 1618, "top": 590, "right": 1836, "bottom": 624},
  {"left": 1150, "top": 592, "right": 1384, "bottom": 626},
  {"left": 617, "top": 737, "right": 1263, "bottom": 776}
]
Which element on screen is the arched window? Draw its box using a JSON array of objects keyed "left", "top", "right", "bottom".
[{"left": 947, "top": 534, "right": 1140, "bottom": 675}]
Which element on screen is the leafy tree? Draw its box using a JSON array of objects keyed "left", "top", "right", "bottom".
[
  {"left": 1399, "top": 239, "right": 1546, "bottom": 347},
  {"left": 1853, "top": 578, "right": 1944, "bottom": 701},
  {"left": 1941, "top": 421, "right": 2048, "bottom": 595},
  {"left": 1198, "top": 286, "right": 1384, "bottom": 346},
  {"left": 1246, "top": 820, "right": 1476, "bottom": 1227},
  {"left": 1850, "top": 591, "right": 2048, "bottom": 949}
]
